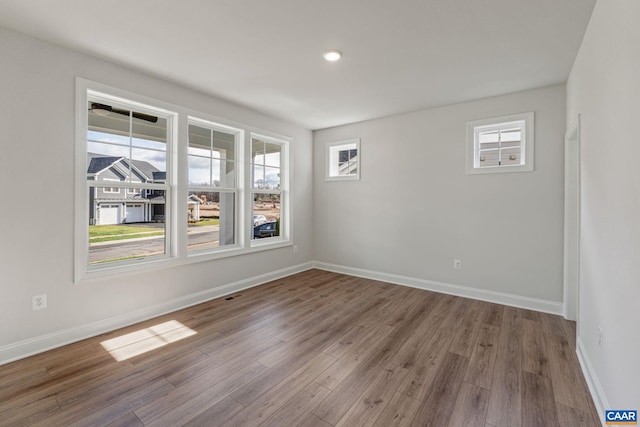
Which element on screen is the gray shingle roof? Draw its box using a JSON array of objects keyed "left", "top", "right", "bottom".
[
  {"left": 87, "top": 152, "right": 163, "bottom": 181},
  {"left": 87, "top": 153, "right": 123, "bottom": 174}
]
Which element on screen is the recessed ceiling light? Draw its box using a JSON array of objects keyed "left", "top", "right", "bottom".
[{"left": 323, "top": 50, "right": 342, "bottom": 62}]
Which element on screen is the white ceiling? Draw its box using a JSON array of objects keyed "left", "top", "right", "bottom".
[{"left": 0, "top": 0, "right": 595, "bottom": 130}]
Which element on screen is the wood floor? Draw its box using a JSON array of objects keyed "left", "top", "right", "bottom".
[{"left": 0, "top": 270, "right": 600, "bottom": 427}]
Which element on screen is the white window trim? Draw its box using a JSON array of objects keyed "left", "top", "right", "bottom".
[
  {"left": 74, "top": 78, "right": 293, "bottom": 283},
  {"left": 326, "top": 138, "right": 360, "bottom": 181},
  {"left": 466, "top": 112, "right": 534, "bottom": 175}
]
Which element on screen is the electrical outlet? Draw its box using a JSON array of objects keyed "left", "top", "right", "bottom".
[
  {"left": 293, "top": 245, "right": 299, "bottom": 253},
  {"left": 454, "top": 259, "right": 462, "bottom": 270},
  {"left": 597, "top": 327, "right": 603, "bottom": 348},
  {"left": 32, "top": 294, "right": 47, "bottom": 310}
]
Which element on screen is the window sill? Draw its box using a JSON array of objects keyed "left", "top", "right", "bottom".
[{"left": 76, "top": 239, "right": 292, "bottom": 284}]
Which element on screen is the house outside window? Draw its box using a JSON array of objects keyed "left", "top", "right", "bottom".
[{"left": 466, "top": 112, "right": 534, "bottom": 174}]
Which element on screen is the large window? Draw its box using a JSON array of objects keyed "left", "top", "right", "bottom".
[
  {"left": 76, "top": 80, "right": 291, "bottom": 280},
  {"left": 85, "top": 91, "right": 172, "bottom": 266},
  {"left": 187, "top": 119, "right": 239, "bottom": 252},
  {"left": 466, "top": 112, "right": 534, "bottom": 174}
]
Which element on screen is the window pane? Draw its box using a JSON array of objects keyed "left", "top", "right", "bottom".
[
  {"left": 88, "top": 187, "right": 166, "bottom": 264},
  {"left": 500, "top": 146, "right": 521, "bottom": 165},
  {"left": 88, "top": 129, "right": 130, "bottom": 146},
  {"left": 264, "top": 166, "right": 281, "bottom": 189},
  {"left": 132, "top": 148, "right": 166, "bottom": 182},
  {"left": 189, "top": 123, "right": 236, "bottom": 188},
  {"left": 213, "top": 130, "right": 235, "bottom": 161},
  {"left": 252, "top": 193, "right": 281, "bottom": 239},
  {"left": 264, "top": 142, "right": 281, "bottom": 167},
  {"left": 253, "top": 164, "right": 266, "bottom": 188},
  {"left": 188, "top": 155, "right": 210, "bottom": 186},
  {"left": 328, "top": 142, "right": 358, "bottom": 177},
  {"left": 479, "top": 152, "right": 499, "bottom": 167},
  {"left": 252, "top": 139, "right": 265, "bottom": 165},
  {"left": 478, "top": 131, "right": 499, "bottom": 143},
  {"left": 187, "top": 192, "right": 235, "bottom": 251}
]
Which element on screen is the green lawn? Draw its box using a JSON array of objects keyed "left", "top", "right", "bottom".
[
  {"left": 89, "top": 224, "right": 164, "bottom": 237},
  {"left": 89, "top": 224, "right": 165, "bottom": 243},
  {"left": 190, "top": 218, "right": 220, "bottom": 227},
  {"left": 89, "top": 221, "right": 217, "bottom": 244},
  {"left": 90, "top": 232, "right": 165, "bottom": 243}
]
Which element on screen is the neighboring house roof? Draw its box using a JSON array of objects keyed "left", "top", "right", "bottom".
[
  {"left": 87, "top": 155, "right": 123, "bottom": 175},
  {"left": 87, "top": 153, "right": 163, "bottom": 182}
]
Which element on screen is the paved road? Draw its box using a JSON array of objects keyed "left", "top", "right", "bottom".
[{"left": 89, "top": 226, "right": 220, "bottom": 264}]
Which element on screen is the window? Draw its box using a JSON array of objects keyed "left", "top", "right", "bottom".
[
  {"left": 84, "top": 90, "right": 172, "bottom": 266},
  {"left": 326, "top": 139, "right": 360, "bottom": 181},
  {"left": 76, "top": 79, "right": 292, "bottom": 280},
  {"left": 251, "top": 135, "right": 288, "bottom": 242},
  {"left": 187, "top": 118, "right": 240, "bottom": 252},
  {"left": 102, "top": 179, "right": 121, "bottom": 194},
  {"left": 466, "top": 112, "right": 534, "bottom": 174}
]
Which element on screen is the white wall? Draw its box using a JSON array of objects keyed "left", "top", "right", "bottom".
[
  {"left": 0, "top": 26, "right": 313, "bottom": 362},
  {"left": 566, "top": 0, "right": 640, "bottom": 412},
  {"left": 314, "top": 85, "right": 566, "bottom": 308}
]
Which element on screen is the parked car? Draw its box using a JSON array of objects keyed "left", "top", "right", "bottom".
[
  {"left": 253, "top": 221, "right": 277, "bottom": 238},
  {"left": 253, "top": 214, "right": 267, "bottom": 226}
]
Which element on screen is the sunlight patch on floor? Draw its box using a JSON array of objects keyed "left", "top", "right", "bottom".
[{"left": 100, "top": 320, "right": 197, "bottom": 361}]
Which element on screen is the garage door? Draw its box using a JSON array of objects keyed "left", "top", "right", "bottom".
[
  {"left": 126, "top": 204, "right": 145, "bottom": 223},
  {"left": 99, "top": 204, "right": 120, "bottom": 225}
]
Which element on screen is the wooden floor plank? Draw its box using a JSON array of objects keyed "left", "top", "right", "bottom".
[
  {"left": 0, "top": 270, "right": 597, "bottom": 427},
  {"left": 411, "top": 352, "right": 470, "bottom": 427},
  {"left": 521, "top": 319, "right": 550, "bottom": 378},
  {"left": 372, "top": 392, "right": 422, "bottom": 427},
  {"left": 544, "top": 332, "right": 593, "bottom": 413},
  {"left": 449, "top": 300, "right": 484, "bottom": 357},
  {"left": 521, "top": 371, "right": 559, "bottom": 427},
  {"left": 334, "top": 366, "right": 408, "bottom": 427},
  {"left": 181, "top": 397, "right": 245, "bottom": 427},
  {"left": 221, "top": 352, "right": 336, "bottom": 427},
  {"left": 555, "top": 403, "right": 601, "bottom": 427},
  {"left": 259, "top": 381, "right": 332, "bottom": 427},
  {"left": 447, "top": 381, "right": 490, "bottom": 427},
  {"left": 464, "top": 324, "right": 500, "bottom": 390},
  {"left": 486, "top": 324, "right": 522, "bottom": 427},
  {"left": 298, "top": 413, "right": 334, "bottom": 427}
]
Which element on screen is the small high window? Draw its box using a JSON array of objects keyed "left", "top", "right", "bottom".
[
  {"left": 326, "top": 139, "right": 360, "bottom": 181},
  {"left": 466, "top": 112, "right": 534, "bottom": 174}
]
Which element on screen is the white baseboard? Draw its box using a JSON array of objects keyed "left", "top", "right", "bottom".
[
  {"left": 313, "top": 261, "right": 563, "bottom": 315},
  {"left": 576, "top": 337, "right": 608, "bottom": 426},
  {"left": 0, "top": 262, "right": 314, "bottom": 366}
]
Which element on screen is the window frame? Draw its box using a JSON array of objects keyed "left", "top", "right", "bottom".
[
  {"left": 75, "top": 78, "right": 292, "bottom": 283},
  {"left": 466, "top": 112, "right": 534, "bottom": 175},
  {"left": 186, "top": 116, "right": 243, "bottom": 255},
  {"left": 325, "top": 138, "right": 361, "bottom": 181},
  {"left": 249, "top": 133, "right": 290, "bottom": 247}
]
